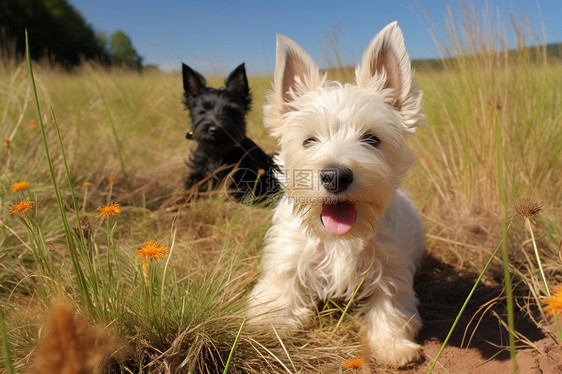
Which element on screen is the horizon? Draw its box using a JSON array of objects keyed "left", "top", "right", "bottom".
[{"left": 67, "top": 0, "right": 562, "bottom": 76}]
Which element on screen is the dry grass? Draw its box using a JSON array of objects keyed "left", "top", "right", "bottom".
[{"left": 1, "top": 4, "right": 562, "bottom": 373}]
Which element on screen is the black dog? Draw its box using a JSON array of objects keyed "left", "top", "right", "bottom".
[{"left": 182, "top": 63, "right": 279, "bottom": 203}]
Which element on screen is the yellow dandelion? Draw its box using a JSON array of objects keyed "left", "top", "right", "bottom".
[
  {"left": 96, "top": 202, "right": 121, "bottom": 219},
  {"left": 344, "top": 358, "right": 363, "bottom": 369},
  {"left": 10, "top": 181, "right": 29, "bottom": 192},
  {"left": 2, "top": 138, "right": 9, "bottom": 148},
  {"left": 137, "top": 241, "right": 168, "bottom": 263},
  {"left": 542, "top": 287, "right": 562, "bottom": 316},
  {"left": 82, "top": 181, "right": 93, "bottom": 188},
  {"left": 10, "top": 200, "right": 34, "bottom": 215}
]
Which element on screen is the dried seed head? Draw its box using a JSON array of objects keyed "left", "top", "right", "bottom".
[
  {"left": 79, "top": 214, "right": 91, "bottom": 242},
  {"left": 512, "top": 197, "right": 542, "bottom": 220},
  {"left": 33, "top": 303, "right": 119, "bottom": 374}
]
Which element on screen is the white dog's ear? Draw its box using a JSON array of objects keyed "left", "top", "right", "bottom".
[
  {"left": 273, "top": 34, "right": 323, "bottom": 108},
  {"left": 356, "top": 21, "right": 410, "bottom": 107},
  {"left": 356, "top": 22, "right": 423, "bottom": 130}
]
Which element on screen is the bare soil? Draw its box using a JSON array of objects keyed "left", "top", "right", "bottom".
[{"left": 379, "top": 252, "right": 562, "bottom": 374}]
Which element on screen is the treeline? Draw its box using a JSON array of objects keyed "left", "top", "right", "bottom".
[
  {"left": 0, "top": 0, "right": 142, "bottom": 69},
  {"left": 411, "top": 42, "right": 562, "bottom": 71}
]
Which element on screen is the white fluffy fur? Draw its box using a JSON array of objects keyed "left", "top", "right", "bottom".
[{"left": 247, "top": 22, "right": 425, "bottom": 367}]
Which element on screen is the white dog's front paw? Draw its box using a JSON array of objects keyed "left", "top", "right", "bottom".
[{"left": 372, "top": 340, "right": 423, "bottom": 367}]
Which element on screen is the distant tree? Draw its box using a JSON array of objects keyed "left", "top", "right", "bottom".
[
  {"left": 44, "top": 0, "right": 110, "bottom": 65},
  {"left": 108, "top": 30, "right": 143, "bottom": 69},
  {"left": 0, "top": 0, "right": 142, "bottom": 69},
  {"left": 95, "top": 29, "right": 110, "bottom": 56},
  {"left": 1, "top": 0, "right": 60, "bottom": 61}
]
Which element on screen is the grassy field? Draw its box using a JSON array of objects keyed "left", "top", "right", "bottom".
[{"left": 1, "top": 11, "right": 562, "bottom": 374}]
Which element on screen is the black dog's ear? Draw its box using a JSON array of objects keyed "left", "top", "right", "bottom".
[
  {"left": 182, "top": 63, "right": 206, "bottom": 97},
  {"left": 226, "top": 63, "right": 251, "bottom": 110}
]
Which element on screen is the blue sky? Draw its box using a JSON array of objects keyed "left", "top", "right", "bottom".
[{"left": 68, "top": 0, "right": 562, "bottom": 76}]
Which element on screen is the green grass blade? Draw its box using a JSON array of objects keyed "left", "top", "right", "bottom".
[
  {"left": 271, "top": 323, "right": 297, "bottom": 373},
  {"left": 332, "top": 261, "right": 373, "bottom": 335},
  {"left": 49, "top": 106, "right": 96, "bottom": 288},
  {"left": 495, "top": 110, "right": 516, "bottom": 373},
  {"left": 49, "top": 105, "right": 90, "bottom": 251},
  {"left": 0, "top": 309, "right": 14, "bottom": 374},
  {"left": 222, "top": 318, "right": 245, "bottom": 374},
  {"left": 161, "top": 215, "right": 178, "bottom": 307},
  {"left": 25, "top": 29, "right": 92, "bottom": 310},
  {"left": 428, "top": 238, "right": 504, "bottom": 373}
]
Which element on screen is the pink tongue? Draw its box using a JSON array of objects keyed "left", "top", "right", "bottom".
[{"left": 321, "top": 202, "right": 356, "bottom": 235}]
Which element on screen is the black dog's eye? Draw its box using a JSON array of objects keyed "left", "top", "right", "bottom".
[
  {"left": 225, "top": 106, "right": 241, "bottom": 117},
  {"left": 360, "top": 133, "right": 381, "bottom": 148},
  {"left": 303, "top": 137, "right": 317, "bottom": 148}
]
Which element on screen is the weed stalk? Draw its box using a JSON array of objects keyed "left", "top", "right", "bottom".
[
  {"left": 495, "top": 110, "right": 516, "bottom": 372},
  {"left": 25, "top": 29, "right": 92, "bottom": 310}
]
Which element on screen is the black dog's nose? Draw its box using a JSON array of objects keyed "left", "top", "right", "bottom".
[
  {"left": 319, "top": 167, "right": 353, "bottom": 193},
  {"left": 208, "top": 125, "right": 218, "bottom": 135}
]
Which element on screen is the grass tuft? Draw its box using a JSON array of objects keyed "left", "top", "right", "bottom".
[{"left": 0, "top": 3, "right": 560, "bottom": 372}]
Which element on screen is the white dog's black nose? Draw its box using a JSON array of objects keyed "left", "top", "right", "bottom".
[{"left": 320, "top": 167, "right": 353, "bottom": 193}]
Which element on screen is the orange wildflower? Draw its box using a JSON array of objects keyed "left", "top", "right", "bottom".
[
  {"left": 29, "top": 123, "right": 38, "bottom": 129},
  {"left": 137, "top": 240, "right": 168, "bottom": 286},
  {"left": 542, "top": 287, "right": 562, "bottom": 316},
  {"left": 344, "top": 358, "right": 363, "bottom": 369},
  {"left": 108, "top": 176, "right": 117, "bottom": 183},
  {"left": 10, "top": 200, "right": 34, "bottom": 215},
  {"left": 137, "top": 241, "right": 168, "bottom": 264},
  {"left": 10, "top": 181, "right": 29, "bottom": 192},
  {"left": 96, "top": 202, "right": 120, "bottom": 219}
]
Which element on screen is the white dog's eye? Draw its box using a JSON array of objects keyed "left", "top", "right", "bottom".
[
  {"left": 360, "top": 133, "right": 381, "bottom": 148},
  {"left": 303, "top": 137, "right": 317, "bottom": 148}
]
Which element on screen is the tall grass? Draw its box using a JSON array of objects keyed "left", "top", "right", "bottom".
[
  {"left": 0, "top": 3, "right": 561, "bottom": 373},
  {"left": 1, "top": 40, "right": 279, "bottom": 372},
  {"left": 413, "top": 5, "right": 562, "bottom": 218},
  {"left": 413, "top": 3, "right": 562, "bottom": 372}
]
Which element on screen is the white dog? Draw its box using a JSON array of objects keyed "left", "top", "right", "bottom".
[{"left": 247, "top": 22, "right": 425, "bottom": 367}]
